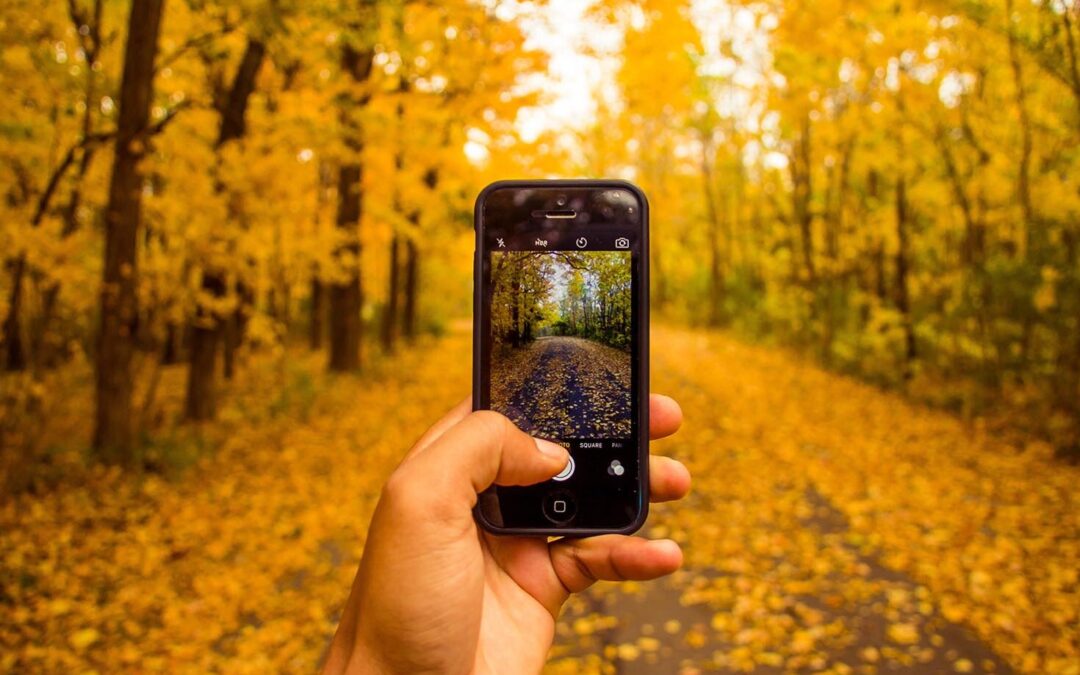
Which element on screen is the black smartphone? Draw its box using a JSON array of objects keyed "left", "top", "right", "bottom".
[{"left": 472, "top": 179, "right": 649, "bottom": 536}]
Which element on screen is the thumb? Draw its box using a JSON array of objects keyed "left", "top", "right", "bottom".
[{"left": 404, "top": 410, "right": 570, "bottom": 510}]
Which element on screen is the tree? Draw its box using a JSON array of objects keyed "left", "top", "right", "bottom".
[
  {"left": 94, "top": 0, "right": 166, "bottom": 459},
  {"left": 3, "top": 0, "right": 106, "bottom": 371},
  {"left": 185, "top": 37, "right": 267, "bottom": 421},
  {"left": 328, "top": 10, "right": 375, "bottom": 372}
]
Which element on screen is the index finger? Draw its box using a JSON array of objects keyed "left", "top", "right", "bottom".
[{"left": 403, "top": 396, "right": 471, "bottom": 462}]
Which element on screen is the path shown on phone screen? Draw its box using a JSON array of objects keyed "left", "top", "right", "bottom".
[{"left": 491, "top": 335, "right": 632, "bottom": 439}]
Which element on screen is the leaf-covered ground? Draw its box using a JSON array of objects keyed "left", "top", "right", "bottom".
[
  {"left": 1, "top": 326, "right": 1077, "bottom": 673},
  {"left": 492, "top": 335, "right": 632, "bottom": 439}
]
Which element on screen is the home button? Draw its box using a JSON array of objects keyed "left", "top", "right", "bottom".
[{"left": 542, "top": 489, "right": 577, "bottom": 524}]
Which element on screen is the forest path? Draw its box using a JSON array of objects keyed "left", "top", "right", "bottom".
[
  {"left": 495, "top": 335, "right": 632, "bottom": 438},
  {"left": 2, "top": 326, "right": 1075, "bottom": 673},
  {"left": 549, "top": 327, "right": 1075, "bottom": 674}
]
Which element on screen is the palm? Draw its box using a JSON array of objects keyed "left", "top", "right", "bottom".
[{"left": 475, "top": 534, "right": 561, "bottom": 672}]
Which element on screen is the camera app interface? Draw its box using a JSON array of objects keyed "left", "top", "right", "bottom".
[{"left": 490, "top": 249, "right": 631, "bottom": 441}]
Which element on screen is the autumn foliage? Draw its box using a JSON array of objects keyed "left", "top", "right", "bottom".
[{"left": 1, "top": 0, "right": 1078, "bottom": 672}]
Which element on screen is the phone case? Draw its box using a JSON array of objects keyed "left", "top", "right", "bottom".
[{"left": 472, "top": 179, "right": 650, "bottom": 536}]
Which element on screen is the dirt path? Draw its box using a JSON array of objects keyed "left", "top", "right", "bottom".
[
  {"left": 548, "top": 327, "right": 1076, "bottom": 673},
  {"left": 493, "top": 336, "right": 631, "bottom": 438},
  {"left": 550, "top": 489, "right": 1013, "bottom": 674}
]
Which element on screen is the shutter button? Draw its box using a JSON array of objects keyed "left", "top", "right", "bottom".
[{"left": 552, "top": 455, "right": 575, "bottom": 482}]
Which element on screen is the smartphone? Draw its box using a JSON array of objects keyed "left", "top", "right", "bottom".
[{"left": 472, "top": 180, "right": 649, "bottom": 536}]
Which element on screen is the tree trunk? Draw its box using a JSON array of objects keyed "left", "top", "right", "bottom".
[
  {"left": 223, "top": 281, "right": 252, "bottom": 380},
  {"left": 893, "top": 60, "right": 916, "bottom": 381},
  {"left": 310, "top": 277, "right": 324, "bottom": 350},
  {"left": 1006, "top": 0, "right": 1037, "bottom": 258},
  {"left": 895, "top": 177, "right": 916, "bottom": 380},
  {"left": 222, "top": 311, "right": 240, "bottom": 379},
  {"left": 329, "top": 160, "right": 364, "bottom": 371},
  {"left": 382, "top": 70, "right": 408, "bottom": 355},
  {"left": 792, "top": 112, "right": 816, "bottom": 283},
  {"left": 218, "top": 38, "right": 264, "bottom": 381},
  {"left": 510, "top": 273, "right": 521, "bottom": 348},
  {"left": 185, "top": 284, "right": 222, "bottom": 420},
  {"left": 700, "top": 134, "right": 725, "bottom": 326},
  {"left": 402, "top": 236, "right": 419, "bottom": 339},
  {"left": 162, "top": 321, "right": 182, "bottom": 364},
  {"left": 219, "top": 40, "right": 267, "bottom": 380},
  {"left": 1056, "top": 2, "right": 1080, "bottom": 122},
  {"left": 2, "top": 258, "right": 27, "bottom": 370},
  {"left": 401, "top": 169, "right": 434, "bottom": 342},
  {"left": 185, "top": 284, "right": 221, "bottom": 421},
  {"left": 184, "top": 38, "right": 266, "bottom": 418},
  {"left": 382, "top": 235, "right": 400, "bottom": 353},
  {"left": 93, "top": 0, "right": 165, "bottom": 459},
  {"left": 328, "top": 42, "right": 374, "bottom": 372}
]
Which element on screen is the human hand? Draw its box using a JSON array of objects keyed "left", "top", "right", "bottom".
[{"left": 321, "top": 394, "right": 690, "bottom": 675}]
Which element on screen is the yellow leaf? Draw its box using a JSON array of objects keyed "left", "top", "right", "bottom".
[
  {"left": 637, "top": 636, "right": 660, "bottom": 652},
  {"left": 69, "top": 628, "right": 100, "bottom": 650},
  {"left": 887, "top": 622, "right": 919, "bottom": 645}
]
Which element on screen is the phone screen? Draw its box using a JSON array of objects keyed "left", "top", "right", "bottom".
[
  {"left": 489, "top": 249, "right": 633, "bottom": 440},
  {"left": 475, "top": 183, "right": 647, "bottom": 533}
]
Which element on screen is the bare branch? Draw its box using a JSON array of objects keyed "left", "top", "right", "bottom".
[
  {"left": 29, "top": 101, "right": 189, "bottom": 227},
  {"left": 155, "top": 23, "right": 238, "bottom": 75}
]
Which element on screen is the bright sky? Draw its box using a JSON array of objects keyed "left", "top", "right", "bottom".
[
  {"left": 513, "top": 0, "right": 622, "bottom": 144},
  {"left": 470, "top": 0, "right": 789, "bottom": 170}
]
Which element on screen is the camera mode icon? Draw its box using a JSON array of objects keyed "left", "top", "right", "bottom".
[{"left": 615, "top": 237, "right": 630, "bottom": 249}]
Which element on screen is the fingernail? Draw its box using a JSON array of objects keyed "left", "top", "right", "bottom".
[
  {"left": 650, "top": 539, "right": 681, "bottom": 555},
  {"left": 535, "top": 438, "right": 568, "bottom": 460}
]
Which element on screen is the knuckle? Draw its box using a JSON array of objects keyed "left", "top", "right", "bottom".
[
  {"left": 467, "top": 409, "right": 511, "bottom": 439},
  {"left": 380, "top": 467, "right": 426, "bottom": 510},
  {"left": 379, "top": 465, "right": 455, "bottom": 520},
  {"left": 380, "top": 467, "right": 415, "bottom": 505}
]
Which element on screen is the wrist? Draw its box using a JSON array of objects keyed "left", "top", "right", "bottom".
[
  {"left": 343, "top": 643, "right": 392, "bottom": 675},
  {"left": 321, "top": 632, "right": 390, "bottom": 675}
]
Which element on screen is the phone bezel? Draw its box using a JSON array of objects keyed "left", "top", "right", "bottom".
[{"left": 472, "top": 179, "right": 651, "bottom": 537}]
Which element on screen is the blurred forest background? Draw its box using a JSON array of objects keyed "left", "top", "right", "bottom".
[
  {"left": 3, "top": 0, "right": 1079, "bottom": 473},
  {"left": 1, "top": 0, "right": 1078, "bottom": 672},
  {"left": 2, "top": 0, "right": 1079, "bottom": 469}
]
